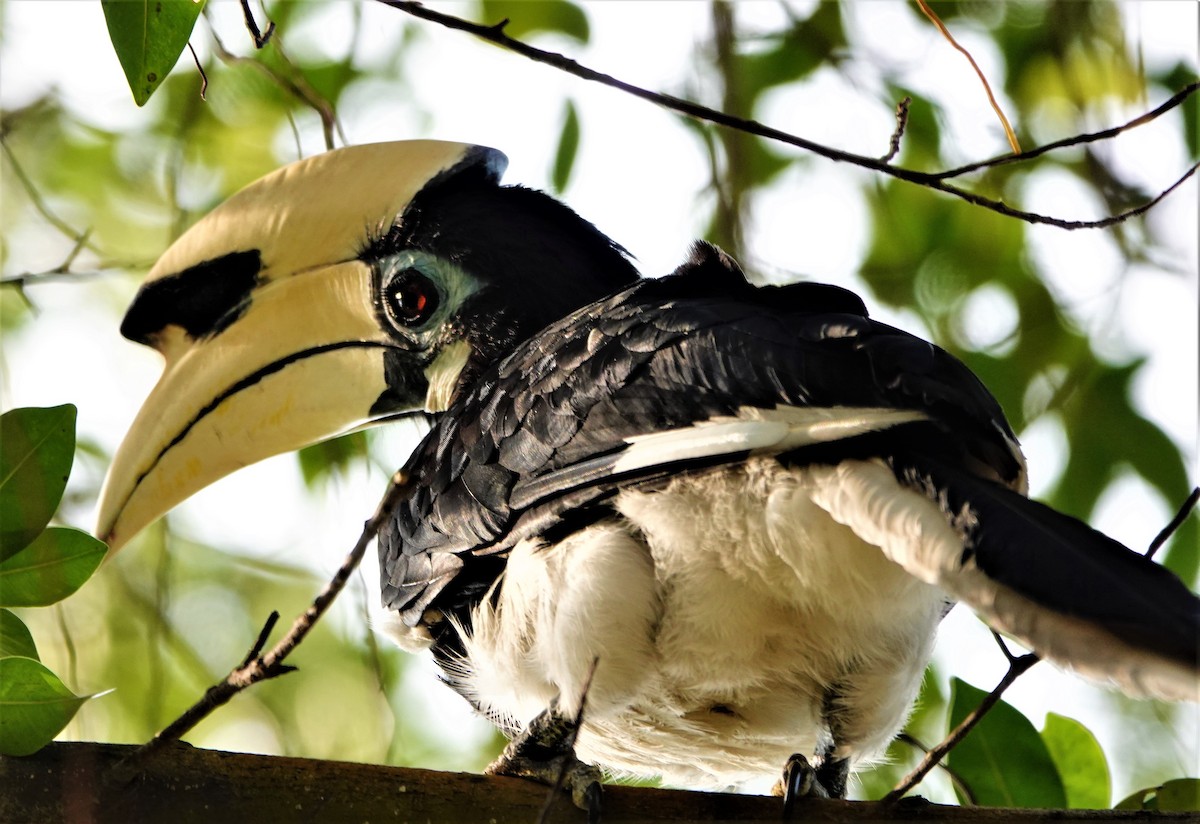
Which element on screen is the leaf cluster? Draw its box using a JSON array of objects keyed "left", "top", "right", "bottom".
[{"left": 0, "top": 406, "right": 107, "bottom": 756}]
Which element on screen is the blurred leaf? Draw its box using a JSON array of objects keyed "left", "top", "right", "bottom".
[
  {"left": 551, "top": 99, "right": 580, "bottom": 193},
  {"left": 743, "top": 2, "right": 845, "bottom": 98},
  {"left": 101, "top": 0, "right": 206, "bottom": 106},
  {"left": 947, "top": 678, "right": 1066, "bottom": 808},
  {"left": 0, "top": 656, "right": 95, "bottom": 756},
  {"left": 1052, "top": 361, "right": 1198, "bottom": 581},
  {"left": 0, "top": 284, "right": 32, "bottom": 336},
  {"left": 0, "top": 405, "right": 76, "bottom": 560},
  {"left": 1042, "top": 712, "right": 1111, "bottom": 808},
  {"left": 1117, "top": 778, "right": 1200, "bottom": 811},
  {"left": 481, "top": 0, "right": 589, "bottom": 44},
  {"left": 292, "top": 60, "right": 367, "bottom": 110},
  {"left": 0, "top": 609, "right": 38, "bottom": 660},
  {"left": 262, "top": 0, "right": 327, "bottom": 33},
  {"left": 0, "top": 527, "right": 107, "bottom": 608},
  {"left": 297, "top": 431, "right": 370, "bottom": 489}
]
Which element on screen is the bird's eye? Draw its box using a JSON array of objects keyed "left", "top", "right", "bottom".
[{"left": 385, "top": 268, "right": 440, "bottom": 327}]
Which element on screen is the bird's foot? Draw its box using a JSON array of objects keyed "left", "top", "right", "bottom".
[
  {"left": 775, "top": 752, "right": 848, "bottom": 818},
  {"left": 485, "top": 708, "right": 602, "bottom": 823}
]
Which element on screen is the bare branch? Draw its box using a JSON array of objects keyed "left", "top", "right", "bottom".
[
  {"left": 0, "top": 262, "right": 146, "bottom": 289},
  {"left": 379, "top": 1, "right": 1198, "bottom": 230},
  {"left": 238, "top": 610, "right": 281, "bottom": 668},
  {"left": 881, "top": 96, "right": 912, "bottom": 163},
  {"left": 1147, "top": 487, "right": 1200, "bottom": 560},
  {"left": 885, "top": 652, "right": 1039, "bottom": 801},
  {"left": 187, "top": 42, "right": 208, "bottom": 100},
  {"left": 239, "top": 0, "right": 276, "bottom": 49},
  {"left": 932, "top": 81, "right": 1200, "bottom": 180},
  {"left": 110, "top": 471, "right": 411, "bottom": 780},
  {"left": 895, "top": 732, "right": 977, "bottom": 805},
  {"left": 0, "top": 137, "right": 100, "bottom": 252}
]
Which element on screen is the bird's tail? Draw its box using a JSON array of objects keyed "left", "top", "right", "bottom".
[{"left": 809, "top": 456, "right": 1200, "bottom": 702}]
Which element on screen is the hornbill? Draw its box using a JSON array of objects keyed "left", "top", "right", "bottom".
[{"left": 97, "top": 140, "right": 1199, "bottom": 812}]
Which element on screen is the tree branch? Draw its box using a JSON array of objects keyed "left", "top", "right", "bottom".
[
  {"left": 881, "top": 96, "right": 912, "bottom": 163},
  {"left": 9, "top": 742, "right": 1195, "bottom": 823},
  {"left": 885, "top": 649, "right": 1040, "bottom": 802},
  {"left": 379, "top": 1, "right": 1199, "bottom": 230},
  {"left": 1147, "top": 487, "right": 1200, "bottom": 561},
  {"left": 239, "top": 0, "right": 276, "bottom": 49},
  {"left": 0, "top": 136, "right": 101, "bottom": 253},
  {"left": 931, "top": 82, "right": 1200, "bottom": 180},
  {"left": 111, "top": 471, "right": 411, "bottom": 779}
]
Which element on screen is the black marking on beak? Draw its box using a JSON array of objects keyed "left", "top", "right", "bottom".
[
  {"left": 121, "top": 250, "right": 263, "bottom": 344},
  {"left": 112, "top": 339, "right": 394, "bottom": 527}
]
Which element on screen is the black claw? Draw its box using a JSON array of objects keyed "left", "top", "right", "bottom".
[
  {"left": 781, "top": 752, "right": 830, "bottom": 820},
  {"left": 581, "top": 780, "right": 603, "bottom": 824}
]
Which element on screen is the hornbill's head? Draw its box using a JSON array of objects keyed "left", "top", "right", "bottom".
[{"left": 97, "top": 140, "right": 638, "bottom": 551}]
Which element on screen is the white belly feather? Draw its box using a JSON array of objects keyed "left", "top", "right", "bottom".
[{"left": 434, "top": 458, "right": 947, "bottom": 789}]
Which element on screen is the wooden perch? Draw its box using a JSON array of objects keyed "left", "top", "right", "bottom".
[{"left": 1, "top": 742, "right": 1191, "bottom": 823}]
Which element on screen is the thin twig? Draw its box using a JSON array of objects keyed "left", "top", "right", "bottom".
[
  {"left": 932, "top": 81, "right": 1200, "bottom": 180},
  {"left": 205, "top": 17, "right": 342, "bottom": 151},
  {"left": 1147, "top": 487, "right": 1199, "bottom": 560},
  {"left": 895, "top": 732, "right": 977, "bottom": 805},
  {"left": 239, "top": 611, "right": 282, "bottom": 668},
  {"left": 0, "top": 265, "right": 137, "bottom": 289},
  {"left": 915, "top": 0, "right": 1020, "bottom": 153},
  {"left": 537, "top": 658, "right": 600, "bottom": 824},
  {"left": 0, "top": 137, "right": 101, "bottom": 252},
  {"left": 881, "top": 96, "right": 912, "bottom": 163},
  {"left": 240, "top": 0, "right": 276, "bottom": 48},
  {"left": 187, "top": 42, "right": 208, "bottom": 100},
  {"left": 0, "top": 229, "right": 146, "bottom": 289},
  {"left": 380, "top": 1, "right": 1198, "bottom": 231},
  {"left": 109, "top": 471, "right": 411, "bottom": 779},
  {"left": 885, "top": 650, "right": 1040, "bottom": 802}
]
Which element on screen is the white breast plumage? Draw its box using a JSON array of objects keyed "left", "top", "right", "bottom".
[{"left": 427, "top": 458, "right": 946, "bottom": 789}]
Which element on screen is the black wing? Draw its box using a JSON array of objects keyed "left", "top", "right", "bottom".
[
  {"left": 379, "top": 244, "right": 1021, "bottom": 617},
  {"left": 378, "top": 244, "right": 1199, "bottom": 699}
]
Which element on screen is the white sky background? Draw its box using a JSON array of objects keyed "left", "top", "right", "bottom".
[{"left": 2, "top": 0, "right": 1198, "bottom": 800}]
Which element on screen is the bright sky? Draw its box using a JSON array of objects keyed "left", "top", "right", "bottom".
[{"left": 2, "top": 0, "right": 1197, "bottom": 800}]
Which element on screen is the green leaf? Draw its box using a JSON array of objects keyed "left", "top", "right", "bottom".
[
  {"left": 1041, "top": 712, "right": 1111, "bottom": 808},
  {"left": 101, "top": 0, "right": 206, "bottom": 106},
  {"left": 0, "top": 609, "right": 38, "bottom": 660},
  {"left": 1115, "top": 786, "right": 1150, "bottom": 810},
  {"left": 1117, "top": 779, "right": 1200, "bottom": 811},
  {"left": 947, "top": 678, "right": 1067, "bottom": 808},
  {"left": 0, "top": 657, "right": 91, "bottom": 756},
  {"left": 0, "top": 527, "right": 107, "bottom": 608},
  {"left": 481, "top": 0, "right": 589, "bottom": 43},
  {"left": 1158, "top": 779, "right": 1200, "bottom": 812},
  {"left": 0, "top": 405, "right": 76, "bottom": 560},
  {"left": 297, "top": 431, "right": 369, "bottom": 490},
  {"left": 551, "top": 100, "right": 580, "bottom": 193}
]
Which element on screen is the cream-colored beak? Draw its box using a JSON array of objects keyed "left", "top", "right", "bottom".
[{"left": 96, "top": 140, "right": 506, "bottom": 551}]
